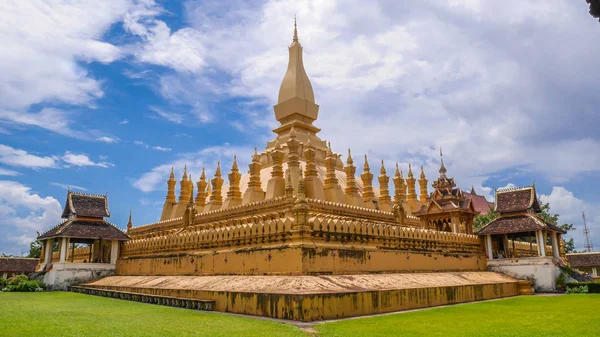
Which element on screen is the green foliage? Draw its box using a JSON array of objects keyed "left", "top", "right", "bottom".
[
  {"left": 1, "top": 274, "right": 45, "bottom": 292},
  {"left": 474, "top": 210, "right": 499, "bottom": 231},
  {"left": 28, "top": 240, "right": 42, "bottom": 259},
  {"left": 556, "top": 273, "right": 567, "bottom": 291},
  {"left": 566, "top": 282, "right": 600, "bottom": 293},
  {"left": 565, "top": 285, "right": 588, "bottom": 294},
  {"left": 537, "top": 200, "right": 578, "bottom": 253}
]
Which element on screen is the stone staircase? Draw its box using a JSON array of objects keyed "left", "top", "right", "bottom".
[{"left": 70, "top": 286, "right": 215, "bottom": 311}]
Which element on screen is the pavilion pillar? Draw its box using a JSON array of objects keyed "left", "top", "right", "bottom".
[
  {"left": 43, "top": 239, "right": 54, "bottom": 265},
  {"left": 551, "top": 232, "right": 559, "bottom": 258},
  {"left": 59, "top": 237, "right": 68, "bottom": 262},
  {"left": 537, "top": 230, "right": 546, "bottom": 257},
  {"left": 485, "top": 235, "right": 493, "bottom": 260},
  {"left": 110, "top": 241, "right": 119, "bottom": 265}
]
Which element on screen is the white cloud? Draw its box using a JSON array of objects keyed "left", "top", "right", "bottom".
[
  {"left": 0, "top": 1, "right": 159, "bottom": 110},
  {"left": 133, "top": 144, "right": 253, "bottom": 192},
  {"left": 49, "top": 183, "right": 87, "bottom": 191},
  {"left": 0, "top": 181, "right": 62, "bottom": 256},
  {"left": 149, "top": 106, "right": 184, "bottom": 124},
  {"left": 61, "top": 152, "right": 114, "bottom": 168},
  {"left": 0, "top": 144, "right": 57, "bottom": 169},
  {"left": 540, "top": 187, "right": 599, "bottom": 252},
  {"left": 0, "top": 168, "right": 20, "bottom": 176},
  {"left": 0, "top": 1, "right": 159, "bottom": 138},
  {"left": 97, "top": 136, "right": 120, "bottom": 143},
  {"left": 119, "top": 119, "right": 129, "bottom": 124},
  {"left": 152, "top": 146, "right": 172, "bottom": 152},
  {"left": 136, "top": 0, "right": 598, "bottom": 191}
]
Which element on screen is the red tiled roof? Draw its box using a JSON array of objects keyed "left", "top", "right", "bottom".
[
  {"left": 567, "top": 253, "right": 600, "bottom": 268},
  {"left": 476, "top": 214, "right": 567, "bottom": 235},
  {"left": 62, "top": 192, "right": 110, "bottom": 219},
  {"left": 495, "top": 186, "right": 540, "bottom": 214},
  {"left": 464, "top": 192, "right": 492, "bottom": 215},
  {"left": 0, "top": 258, "right": 38, "bottom": 273},
  {"left": 39, "top": 219, "right": 129, "bottom": 241}
]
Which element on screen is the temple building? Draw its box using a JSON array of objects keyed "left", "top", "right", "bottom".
[
  {"left": 413, "top": 150, "right": 478, "bottom": 234},
  {"left": 67, "top": 21, "right": 564, "bottom": 321},
  {"left": 36, "top": 191, "right": 129, "bottom": 290}
]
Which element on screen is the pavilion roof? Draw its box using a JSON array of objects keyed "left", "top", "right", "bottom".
[
  {"left": 567, "top": 253, "right": 600, "bottom": 268},
  {"left": 476, "top": 213, "right": 566, "bottom": 236},
  {"left": 0, "top": 258, "right": 38, "bottom": 273},
  {"left": 38, "top": 218, "right": 129, "bottom": 241},
  {"left": 61, "top": 191, "right": 110, "bottom": 219},
  {"left": 494, "top": 186, "right": 541, "bottom": 214}
]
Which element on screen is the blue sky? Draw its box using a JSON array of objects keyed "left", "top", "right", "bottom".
[{"left": 1, "top": 0, "right": 599, "bottom": 255}]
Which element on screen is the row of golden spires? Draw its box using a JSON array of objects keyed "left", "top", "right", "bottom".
[{"left": 163, "top": 144, "right": 431, "bottom": 214}]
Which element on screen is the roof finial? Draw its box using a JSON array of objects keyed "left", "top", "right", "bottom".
[
  {"left": 439, "top": 147, "right": 447, "bottom": 177},
  {"left": 293, "top": 14, "right": 298, "bottom": 43}
]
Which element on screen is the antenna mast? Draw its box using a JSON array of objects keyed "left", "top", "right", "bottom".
[{"left": 583, "top": 211, "right": 594, "bottom": 252}]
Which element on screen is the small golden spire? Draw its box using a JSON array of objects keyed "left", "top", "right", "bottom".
[
  {"left": 127, "top": 209, "right": 133, "bottom": 231},
  {"left": 408, "top": 163, "right": 414, "bottom": 178},
  {"left": 347, "top": 149, "right": 353, "bottom": 165},
  {"left": 169, "top": 166, "right": 175, "bottom": 180},
  {"left": 364, "top": 154, "right": 370, "bottom": 171},
  {"left": 420, "top": 165, "right": 426, "bottom": 179},
  {"left": 215, "top": 161, "right": 221, "bottom": 177},
  {"left": 182, "top": 165, "right": 188, "bottom": 180},
  {"left": 293, "top": 15, "right": 298, "bottom": 43},
  {"left": 232, "top": 155, "right": 238, "bottom": 170},
  {"left": 380, "top": 160, "right": 386, "bottom": 175},
  {"left": 395, "top": 162, "right": 400, "bottom": 176},
  {"left": 200, "top": 167, "right": 206, "bottom": 180}
]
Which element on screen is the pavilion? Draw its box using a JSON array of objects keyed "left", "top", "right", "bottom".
[
  {"left": 476, "top": 185, "right": 566, "bottom": 291},
  {"left": 37, "top": 191, "right": 129, "bottom": 289},
  {"left": 476, "top": 185, "right": 565, "bottom": 260}
]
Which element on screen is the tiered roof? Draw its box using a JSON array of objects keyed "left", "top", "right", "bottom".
[
  {"left": 39, "top": 191, "right": 129, "bottom": 241},
  {"left": 61, "top": 191, "right": 110, "bottom": 218},
  {"left": 476, "top": 185, "right": 566, "bottom": 236}
]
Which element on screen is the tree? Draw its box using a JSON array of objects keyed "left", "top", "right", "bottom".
[
  {"left": 28, "top": 240, "right": 42, "bottom": 259},
  {"left": 474, "top": 210, "right": 499, "bottom": 231},
  {"left": 588, "top": 0, "right": 600, "bottom": 21},
  {"left": 537, "top": 201, "right": 578, "bottom": 254}
]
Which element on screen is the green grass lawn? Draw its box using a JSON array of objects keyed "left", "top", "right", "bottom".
[
  {"left": 1, "top": 292, "right": 598, "bottom": 337},
  {"left": 316, "top": 295, "right": 600, "bottom": 337},
  {"left": 0, "top": 292, "right": 304, "bottom": 337}
]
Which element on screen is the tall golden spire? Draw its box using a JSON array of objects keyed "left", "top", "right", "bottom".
[
  {"left": 361, "top": 155, "right": 375, "bottom": 207},
  {"left": 378, "top": 160, "right": 392, "bottom": 211},
  {"left": 406, "top": 163, "right": 417, "bottom": 202},
  {"left": 196, "top": 167, "right": 208, "bottom": 207},
  {"left": 242, "top": 148, "right": 265, "bottom": 204},
  {"left": 273, "top": 16, "right": 319, "bottom": 133},
  {"left": 224, "top": 156, "right": 242, "bottom": 208},
  {"left": 166, "top": 166, "right": 176, "bottom": 203},
  {"left": 178, "top": 165, "right": 190, "bottom": 203},
  {"left": 344, "top": 149, "right": 363, "bottom": 206},
  {"left": 293, "top": 14, "right": 298, "bottom": 43},
  {"left": 393, "top": 163, "right": 406, "bottom": 205},
  {"left": 208, "top": 162, "right": 224, "bottom": 210},
  {"left": 418, "top": 165, "right": 429, "bottom": 203}
]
